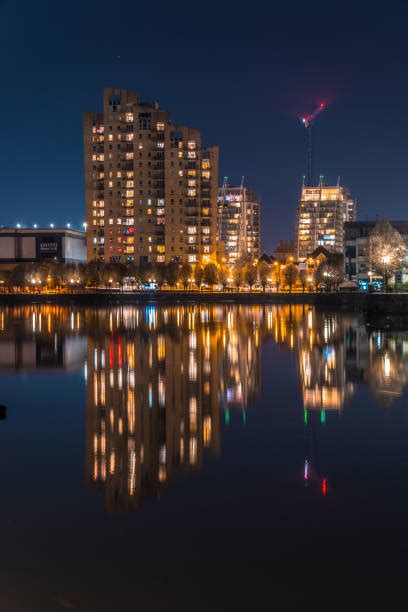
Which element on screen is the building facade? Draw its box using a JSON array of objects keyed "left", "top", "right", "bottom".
[
  {"left": 217, "top": 181, "right": 260, "bottom": 264},
  {"left": 0, "top": 227, "right": 86, "bottom": 268},
  {"left": 272, "top": 240, "right": 295, "bottom": 263},
  {"left": 344, "top": 221, "right": 408, "bottom": 289},
  {"left": 84, "top": 88, "right": 219, "bottom": 265},
  {"left": 296, "top": 181, "right": 356, "bottom": 259}
]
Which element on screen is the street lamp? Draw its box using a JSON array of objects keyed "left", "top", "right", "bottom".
[{"left": 382, "top": 254, "right": 390, "bottom": 293}]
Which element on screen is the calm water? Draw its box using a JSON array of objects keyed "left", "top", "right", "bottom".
[{"left": 1, "top": 303, "right": 408, "bottom": 611}]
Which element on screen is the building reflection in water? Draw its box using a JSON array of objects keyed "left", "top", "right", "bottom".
[
  {"left": 85, "top": 305, "right": 264, "bottom": 513},
  {"left": 0, "top": 305, "right": 86, "bottom": 372},
  {"left": 2, "top": 303, "right": 408, "bottom": 509}
]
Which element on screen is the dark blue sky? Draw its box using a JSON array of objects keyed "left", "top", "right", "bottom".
[{"left": 1, "top": 0, "right": 408, "bottom": 251}]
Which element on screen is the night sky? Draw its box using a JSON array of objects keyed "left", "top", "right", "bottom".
[{"left": 1, "top": 0, "right": 408, "bottom": 252}]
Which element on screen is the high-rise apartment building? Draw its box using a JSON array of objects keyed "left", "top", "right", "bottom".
[
  {"left": 296, "top": 181, "right": 356, "bottom": 259},
  {"left": 217, "top": 181, "right": 260, "bottom": 264},
  {"left": 84, "top": 88, "right": 219, "bottom": 265}
]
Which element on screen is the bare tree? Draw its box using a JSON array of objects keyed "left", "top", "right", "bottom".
[
  {"left": 203, "top": 263, "right": 218, "bottom": 288},
  {"left": 369, "top": 220, "right": 406, "bottom": 292},
  {"left": 233, "top": 268, "right": 243, "bottom": 290},
  {"left": 283, "top": 263, "right": 298, "bottom": 292},
  {"left": 258, "top": 262, "right": 271, "bottom": 292},
  {"left": 316, "top": 261, "right": 343, "bottom": 291},
  {"left": 180, "top": 263, "right": 192, "bottom": 290}
]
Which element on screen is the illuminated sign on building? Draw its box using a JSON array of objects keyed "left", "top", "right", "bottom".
[{"left": 36, "top": 236, "right": 62, "bottom": 259}]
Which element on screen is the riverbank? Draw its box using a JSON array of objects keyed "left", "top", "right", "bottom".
[{"left": 1, "top": 290, "right": 408, "bottom": 312}]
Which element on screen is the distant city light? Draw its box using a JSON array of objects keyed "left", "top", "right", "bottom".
[
  {"left": 82, "top": 222, "right": 88, "bottom": 229},
  {"left": 50, "top": 223, "right": 54, "bottom": 228},
  {"left": 16, "top": 223, "right": 21, "bottom": 228},
  {"left": 67, "top": 223, "right": 71, "bottom": 228},
  {"left": 33, "top": 224, "right": 38, "bottom": 228}
]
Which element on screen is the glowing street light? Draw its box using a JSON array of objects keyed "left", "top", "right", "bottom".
[{"left": 50, "top": 223, "right": 54, "bottom": 229}]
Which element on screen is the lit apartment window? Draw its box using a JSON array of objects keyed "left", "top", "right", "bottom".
[
  {"left": 202, "top": 171, "right": 210, "bottom": 179},
  {"left": 156, "top": 122, "right": 165, "bottom": 131},
  {"left": 188, "top": 254, "right": 197, "bottom": 262},
  {"left": 187, "top": 226, "right": 197, "bottom": 234},
  {"left": 126, "top": 133, "right": 134, "bottom": 141},
  {"left": 202, "top": 160, "right": 210, "bottom": 170},
  {"left": 126, "top": 152, "right": 134, "bottom": 159},
  {"left": 187, "top": 189, "right": 196, "bottom": 197},
  {"left": 187, "top": 151, "right": 196, "bottom": 159},
  {"left": 187, "top": 141, "right": 196, "bottom": 150},
  {"left": 157, "top": 142, "right": 164, "bottom": 149},
  {"left": 125, "top": 113, "right": 134, "bottom": 122}
]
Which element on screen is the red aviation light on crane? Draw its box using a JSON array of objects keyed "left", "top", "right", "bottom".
[{"left": 322, "top": 478, "right": 327, "bottom": 496}]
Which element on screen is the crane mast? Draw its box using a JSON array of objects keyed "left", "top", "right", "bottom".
[{"left": 301, "top": 103, "right": 325, "bottom": 187}]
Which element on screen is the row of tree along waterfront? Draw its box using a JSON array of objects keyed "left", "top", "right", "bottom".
[
  {"left": 2, "top": 220, "right": 404, "bottom": 294},
  {"left": 0, "top": 257, "right": 346, "bottom": 293}
]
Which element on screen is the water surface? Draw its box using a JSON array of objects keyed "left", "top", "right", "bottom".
[{"left": 1, "top": 303, "right": 408, "bottom": 611}]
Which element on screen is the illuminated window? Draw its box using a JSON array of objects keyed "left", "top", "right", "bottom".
[
  {"left": 156, "top": 122, "right": 165, "bottom": 131},
  {"left": 187, "top": 151, "right": 196, "bottom": 159},
  {"left": 187, "top": 141, "right": 196, "bottom": 150}
]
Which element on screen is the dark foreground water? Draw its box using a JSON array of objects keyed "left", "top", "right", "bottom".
[{"left": 1, "top": 303, "right": 408, "bottom": 611}]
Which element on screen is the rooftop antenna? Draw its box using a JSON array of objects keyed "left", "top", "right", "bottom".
[{"left": 301, "top": 103, "right": 326, "bottom": 187}]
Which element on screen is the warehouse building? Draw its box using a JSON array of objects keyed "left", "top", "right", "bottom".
[{"left": 0, "top": 227, "right": 87, "bottom": 269}]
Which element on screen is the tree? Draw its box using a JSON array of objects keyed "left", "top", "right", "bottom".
[
  {"left": 258, "top": 262, "right": 270, "bottom": 292},
  {"left": 194, "top": 265, "right": 204, "bottom": 289},
  {"left": 165, "top": 262, "right": 179, "bottom": 288},
  {"left": 7, "top": 264, "right": 28, "bottom": 291},
  {"left": 218, "top": 266, "right": 229, "bottom": 291},
  {"left": 299, "top": 269, "right": 308, "bottom": 292},
  {"left": 245, "top": 265, "right": 257, "bottom": 290},
  {"left": 233, "top": 268, "right": 243, "bottom": 290},
  {"left": 126, "top": 262, "right": 141, "bottom": 289},
  {"left": 369, "top": 220, "right": 406, "bottom": 292},
  {"left": 154, "top": 264, "right": 166, "bottom": 289},
  {"left": 315, "top": 261, "right": 343, "bottom": 292},
  {"left": 203, "top": 263, "right": 218, "bottom": 288},
  {"left": 84, "top": 260, "right": 104, "bottom": 289},
  {"left": 271, "top": 262, "right": 285, "bottom": 291},
  {"left": 180, "top": 263, "right": 192, "bottom": 290},
  {"left": 283, "top": 263, "right": 298, "bottom": 292}
]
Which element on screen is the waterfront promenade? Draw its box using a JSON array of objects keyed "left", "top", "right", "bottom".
[{"left": 2, "top": 290, "right": 408, "bottom": 313}]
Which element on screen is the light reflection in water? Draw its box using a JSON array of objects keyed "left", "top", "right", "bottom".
[{"left": 2, "top": 304, "right": 408, "bottom": 512}]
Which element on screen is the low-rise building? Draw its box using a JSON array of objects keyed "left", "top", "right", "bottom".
[{"left": 0, "top": 227, "right": 87, "bottom": 269}]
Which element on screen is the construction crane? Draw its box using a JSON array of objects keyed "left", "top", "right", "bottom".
[{"left": 301, "top": 103, "right": 325, "bottom": 187}]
